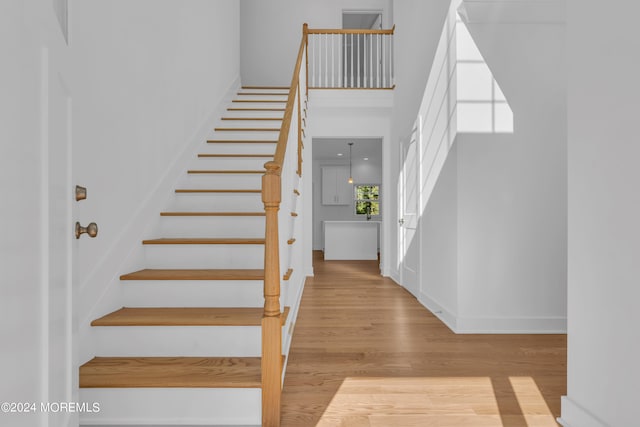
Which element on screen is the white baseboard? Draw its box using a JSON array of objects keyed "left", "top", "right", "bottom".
[
  {"left": 455, "top": 315, "right": 567, "bottom": 334},
  {"left": 416, "top": 291, "right": 566, "bottom": 334},
  {"left": 558, "top": 396, "right": 608, "bottom": 427},
  {"left": 418, "top": 291, "right": 458, "bottom": 332}
]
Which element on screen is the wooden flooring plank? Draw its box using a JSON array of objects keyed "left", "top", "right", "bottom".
[{"left": 280, "top": 251, "right": 566, "bottom": 427}]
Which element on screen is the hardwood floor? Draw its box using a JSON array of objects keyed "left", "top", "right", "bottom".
[{"left": 281, "top": 251, "right": 566, "bottom": 427}]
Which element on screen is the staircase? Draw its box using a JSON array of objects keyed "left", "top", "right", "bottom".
[{"left": 79, "top": 86, "right": 304, "bottom": 426}]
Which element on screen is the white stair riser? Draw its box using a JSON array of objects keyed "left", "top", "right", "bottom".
[
  {"left": 210, "top": 130, "right": 280, "bottom": 140},
  {"left": 178, "top": 173, "right": 263, "bottom": 189},
  {"left": 92, "top": 326, "right": 261, "bottom": 357},
  {"left": 121, "top": 280, "right": 266, "bottom": 307},
  {"left": 79, "top": 388, "right": 260, "bottom": 425},
  {"left": 239, "top": 88, "right": 289, "bottom": 93},
  {"left": 224, "top": 110, "right": 284, "bottom": 119},
  {"left": 189, "top": 157, "right": 271, "bottom": 170},
  {"left": 227, "top": 102, "right": 287, "bottom": 110},
  {"left": 167, "top": 193, "right": 264, "bottom": 211},
  {"left": 144, "top": 245, "right": 264, "bottom": 269},
  {"left": 218, "top": 119, "right": 284, "bottom": 128},
  {"left": 236, "top": 93, "right": 288, "bottom": 98},
  {"left": 198, "top": 143, "right": 276, "bottom": 155},
  {"left": 158, "top": 217, "right": 265, "bottom": 238}
]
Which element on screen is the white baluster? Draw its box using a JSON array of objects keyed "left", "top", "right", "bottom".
[
  {"left": 356, "top": 33, "right": 360, "bottom": 88},
  {"left": 331, "top": 34, "right": 335, "bottom": 88},
  {"left": 324, "top": 33, "right": 328, "bottom": 88},
  {"left": 350, "top": 33, "right": 354, "bottom": 88},
  {"left": 369, "top": 34, "right": 373, "bottom": 88},
  {"left": 342, "top": 34, "right": 346, "bottom": 87},
  {"left": 382, "top": 34, "right": 386, "bottom": 88},
  {"left": 376, "top": 34, "right": 380, "bottom": 88}
]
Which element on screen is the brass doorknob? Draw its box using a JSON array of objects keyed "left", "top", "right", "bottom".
[{"left": 75, "top": 222, "right": 98, "bottom": 239}]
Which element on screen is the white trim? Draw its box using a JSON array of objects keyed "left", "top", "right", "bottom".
[
  {"left": 418, "top": 291, "right": 458, "bottom": 332},
  {"left": 39, "top": 45, "right": 51, "bottom": 423},
  {"left": 558, "top": 396, "right": 609, "bottom": 427},
  {"left": 416, "top": 291, "right": 566, "bottom": 334},
  {"left": 455, "top": 315, "right": 567, "bottom": 334}
]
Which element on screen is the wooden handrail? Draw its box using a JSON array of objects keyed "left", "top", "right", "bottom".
[
  {"left": 261, "top": 23, "right": 308, "bottom": 427},
  {"left": 306, "top": 25, "right": 395, "bottom": 35},
  {"left": 273, "top": 26, "right": 308, "bottom": 168}
]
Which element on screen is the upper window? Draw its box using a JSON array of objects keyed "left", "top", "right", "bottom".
[
  {"left": 355, "top": 185, "right": 380, "bottom": 216},
  {"left": 455, "top": 13, "right": 513, "bottom": 133}
]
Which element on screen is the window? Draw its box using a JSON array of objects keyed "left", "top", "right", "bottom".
[
  {"left": 355, "top": 185, "right": 380, "bottom": 216},
  {"left": 455, "top": 13, "right": 514, "bottom": 133}
]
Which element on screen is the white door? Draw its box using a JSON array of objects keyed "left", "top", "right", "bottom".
[
  {"left": 40, "top": 4, "right": 78, "bottom": 427},
  {"left": 398, "top": 125, "right": 419, "bottom": 297}
]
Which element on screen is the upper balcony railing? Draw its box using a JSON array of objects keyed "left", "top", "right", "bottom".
[{"left": 306, "top": 26, "right": 395, "bottom": 89}]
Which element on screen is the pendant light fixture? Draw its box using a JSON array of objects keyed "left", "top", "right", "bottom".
[{"left": 348, "top": 142, "right": 354, "bottom": 184}]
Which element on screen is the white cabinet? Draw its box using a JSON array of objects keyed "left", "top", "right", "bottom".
[{"left": 322, "top": 166, "right": 352, "bottom": 205}]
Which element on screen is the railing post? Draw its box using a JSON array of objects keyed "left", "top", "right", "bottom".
[{"left": 262, "top": 161, "right": 282, "bottom": 427}]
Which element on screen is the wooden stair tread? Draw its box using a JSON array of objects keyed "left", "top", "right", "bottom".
[
  {"left": 175, "top": 189, "right": 261, "bottom": 193},
  {"left": 80, "top": 356, "right": 263, "bottom": 388},
  {"left": 187, "top": 170, "right": 265, "bottom": 174},
  {"left": 242, "top": 85, "right": 289, "bottom": 90},
  {"left": 160, "top": 211, "right": 265, "bottom": 217},
  {"left": 221, "top": 117, "right": 283, "bottom": 121},
  {"left": 232, "top": 100, "right": 286, "bottom": 103},
  {"left": 120, "top": 269, "right": 265, "bottom": 281},
  {"left": 197, "top": 153, "right": 273, "bottom": 158},
  {"left": 142, "top": 237, "right": 265, "bottom": 245},
  {"left": 237, "top": 92, "right": 288, "bottom": 96},
  {"left": 227, "top": 108, "right": 285, "bottom": 112},
  {"left": 91, "top": 307, "right": 290, "bottom": 326},
  {"left": 214, "top": 127, "right": 281, "bottom": 132},
  {"left": 207, "top": 139, "right": 277, "bottom": 144}
]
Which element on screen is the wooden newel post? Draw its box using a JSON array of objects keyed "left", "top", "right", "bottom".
[{"left": 262, "top": 161, "right": 282, "bottom": 427}]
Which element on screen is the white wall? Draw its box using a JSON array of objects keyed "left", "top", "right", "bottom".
[
  {"left": 561, "top": 1, "right": 640, "bottom": 425},
  {"left": 416, "top": 0, "right": 567, "bottom": 333},
  {"left": 312, "top": 156, "right": 383, "bottom": 250},
  {"left": 72, "top": 0, "right": 240, "bottom": 359},
  {"left": 240, "top": 0, "right": 393, "bottom": 85},
  {"left": 457, "top": 14, "right": 566, "bottom": 332},
  {"left": 0, "top": 2, "right": 48, "bottom": 426}
]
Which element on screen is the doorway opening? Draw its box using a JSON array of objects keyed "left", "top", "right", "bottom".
[{"left": 311, "top": 137, "right": 383, "bottom": 270}]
